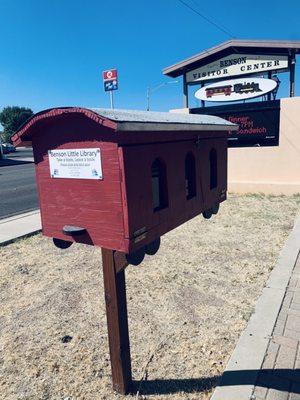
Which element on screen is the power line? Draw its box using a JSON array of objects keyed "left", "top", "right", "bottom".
[
  {"left": 177, "top": 0, "right": 236, "bottom": 39},
  {"left": 189, "top": 0, "right": 237, "bottom": 38}
]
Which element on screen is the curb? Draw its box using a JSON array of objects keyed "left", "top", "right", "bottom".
[
  {"left": 211, "top": 215, "right": 300, "bottom": 400},
  {"left": 0, "top": 210, "right": 41, "bottom": 246},
  {"left": 0, "top": 158, "right": 34, "bottom": 166}
]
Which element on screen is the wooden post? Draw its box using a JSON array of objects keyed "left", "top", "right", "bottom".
[{"left": 101, "top": 248, "right": 132, "bottom": 394}]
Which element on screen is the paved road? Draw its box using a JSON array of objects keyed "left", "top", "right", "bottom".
[
  {"left": 0, "top": 148, "right": 39, "bottom": 219},
  {"left": 5, "top": 147, "right": 34, "bottom": 162}
]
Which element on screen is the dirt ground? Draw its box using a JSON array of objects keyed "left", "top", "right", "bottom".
[{"left": 0, "top": 194, "right": 299, "bottom": 400}]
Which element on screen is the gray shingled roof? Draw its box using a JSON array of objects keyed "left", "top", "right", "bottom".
[{"left": 91, "top": 108, "right": 237, "bottom": 131}]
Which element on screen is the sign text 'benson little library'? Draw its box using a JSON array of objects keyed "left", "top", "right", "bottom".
[
  {"left": 48, "top": 148, "right": 102, "bottom": 180},
  {"left": 186, "top": 53, "right": 288, "bottom": 83}
]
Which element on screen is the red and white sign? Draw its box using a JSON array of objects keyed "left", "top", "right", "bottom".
[{"left": 103, "top": 69, "right": 118, "bottom": 81}]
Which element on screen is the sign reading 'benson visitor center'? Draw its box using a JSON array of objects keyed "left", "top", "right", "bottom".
[{"left": 186, "top": 53, "right": 288, "bottom": 83}]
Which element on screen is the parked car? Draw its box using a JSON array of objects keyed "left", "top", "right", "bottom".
[
  {"left": 1, "top": 143, "right": 16, "bottom": 153},
  {"left": 1, "top": 144, "right": 9, "bottom": 154}
]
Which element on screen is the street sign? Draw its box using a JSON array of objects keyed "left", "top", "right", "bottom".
[
  {"left": 104, "top": 79, "right": 118, "bottom": 92},
  {"left": 103, "top": 69, "right": 118, "bottom": 81},
  {"left": 103, "top": 69, "right": 118, "bottom": 108}
]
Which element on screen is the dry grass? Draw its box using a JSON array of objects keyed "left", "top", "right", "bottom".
[{"left": 0, "top": 194, "right": 299, "bottom": 400}]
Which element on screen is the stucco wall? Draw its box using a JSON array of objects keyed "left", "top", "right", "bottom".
[
  {"left": 228, "top": 97, "right": 300, "bottom": 194},
  {"left": 170, "top": 97, "right": 300, "bottom": 195}
]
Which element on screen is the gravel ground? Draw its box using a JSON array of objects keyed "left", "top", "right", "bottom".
[{"left": 0, "top": 194, "right": 299, "bottom": 400}]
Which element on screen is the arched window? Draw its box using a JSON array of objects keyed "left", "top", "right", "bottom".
[
  {"left": 151, "top": 158, "right": 168, "bottom": 212},
  {"left": 209, "top": 148, "right": 218, "bottom": 190},
  {"left": 185, "top": 152, "right": 196, "bottom": 200}
]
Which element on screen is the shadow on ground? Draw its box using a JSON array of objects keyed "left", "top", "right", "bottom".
[
  {"left": 133, "top": 376, "right": 219, "bottom": 395},
  {"left": 133, "top": 369, "right": 300, "bottom": 395}
]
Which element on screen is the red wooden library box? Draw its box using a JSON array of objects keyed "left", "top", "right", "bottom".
[{"left": 12, "top": 107, "right": 237, "bottom": 257}]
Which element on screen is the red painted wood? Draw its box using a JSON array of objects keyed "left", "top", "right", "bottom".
[
  {"left": 11, "top": 107, "right": 117, "bottom": 145},
  {"left": 32, "top": 114, "right": 127, "bottom": 252},
  {"left": 120, "top": 138, "right": 227, "bottom": 252},
  {"left": 198, "top": 138, "right": 228, "bottom": 210},
  {"left": 14, "top": 109, "right": 228, "bottom": 253}
]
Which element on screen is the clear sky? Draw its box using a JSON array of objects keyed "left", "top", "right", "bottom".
[{"left": 0, "top": 0, "right": 300, "bottom": 113}]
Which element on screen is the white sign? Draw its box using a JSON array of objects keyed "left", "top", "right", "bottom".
[
  {"left": 49, "top": 148, "right": 102, "bottom": 180},
  {"left": 186, "top": 53, "right": 288, "bottom": 83},
  {"left": 195, "top": 77, "right": 278, "bottom": 102}
]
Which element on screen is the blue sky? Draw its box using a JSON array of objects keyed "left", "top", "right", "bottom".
[{"left": 0, "top": 0, "right": 300, "bottom": 113}]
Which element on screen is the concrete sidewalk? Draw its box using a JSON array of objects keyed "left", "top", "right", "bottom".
[
  {"left": 0, "top": 210, "right": 41, "bottom": 245},
  {"left": 211, "top": 216, "right": 300, "bottom": 400},
  {"left": 252, "top": 255, "right": 300, "bottom": 400}
]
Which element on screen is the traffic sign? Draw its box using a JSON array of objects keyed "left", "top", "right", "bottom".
[
  {"left": 104, "top": 79, "right": 118, "bottom": 92},
  {"left": 102, "top": 69, "right": 118, "bottom": 108},
  {"left": 103, "top": 69, "right": 118, "bottom": 81}
]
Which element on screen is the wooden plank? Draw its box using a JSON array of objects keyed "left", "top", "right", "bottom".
[
  {"left": 101, "top": 248, "right": 132, "bottom": 394},
  {"left": 120, "top": 139, "right": 227, "bottom": 253},
  {"left": 33, "top": 124, "right": 128, "bottom": 251},
  {"left": 114, "top": 250, "right": 129, "bottom": 273}
]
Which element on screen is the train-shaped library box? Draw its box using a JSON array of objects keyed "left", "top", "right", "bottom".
[{"left": 12, "top": 107, "right": 237, "bottom": 394}]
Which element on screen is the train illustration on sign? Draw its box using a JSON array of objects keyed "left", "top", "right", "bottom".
[
  {"left": 205, "top": 82, "right": 262, "bottom": 98},
  {"left": 195, "top": 77, "right": 278, "bottom": 102},
  {"left": 205, "top": 85, "right": 232, "bottom": 98}
]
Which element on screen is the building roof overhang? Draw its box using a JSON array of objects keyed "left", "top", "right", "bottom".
[{"left": 163, "top": 39, "right": 300, "bottom": 78}]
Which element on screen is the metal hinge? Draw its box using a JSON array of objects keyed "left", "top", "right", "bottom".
[{"left": 195, "top": 135, "right": 201, "bottom": 148}]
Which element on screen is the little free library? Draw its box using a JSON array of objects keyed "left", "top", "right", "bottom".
[{"left": 11, "top": 39, "right": 300, "bottom": 394}]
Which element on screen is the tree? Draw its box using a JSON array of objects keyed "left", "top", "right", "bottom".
[{"left": 0, "top": 106, "right": 34, "bottom": 143}]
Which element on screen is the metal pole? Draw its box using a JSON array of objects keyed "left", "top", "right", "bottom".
[
  {"left": 110, "top": 91, "right": 115, "bottom": 109},
  {"left": 289, "top": 51, "right": 296, "bottom": 98},
  {"left": 146, "top": 87, "right": 150, "bottom": 111},
  {"left": 183, "top": 74, "right": 189, "bottom": 108},
  {"left": 267, "top": 71, "right": 272, "bottom": 101},
  {"left": 201, "top": 82, "right": 205, "bottom": 108}
]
